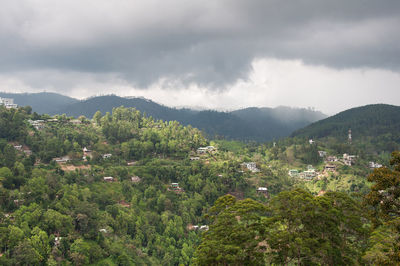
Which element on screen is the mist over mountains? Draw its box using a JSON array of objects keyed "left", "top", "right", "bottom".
[{"left": 0, "top": 92, "right": 327, "bottom": 141}]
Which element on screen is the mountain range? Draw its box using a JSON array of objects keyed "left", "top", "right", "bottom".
[{"left": 2, "top": 92, "right": 326, "bottom": 141}]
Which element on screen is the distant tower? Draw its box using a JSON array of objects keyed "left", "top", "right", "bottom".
[{"left": 348, "top": 129, "right": 352, "bottom": 144}]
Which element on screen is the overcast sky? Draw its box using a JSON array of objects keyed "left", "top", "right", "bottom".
[{"left": 1, "top": 0, "right": 399, "bottom": 114}]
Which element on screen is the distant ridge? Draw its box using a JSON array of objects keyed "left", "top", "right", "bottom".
[
  {"left": 51, "top": 94, "right": 326, "bottom": 141},
  {"left": 291, "top": 104, "right": 400, "bottom": 151},
  {"left": 0, "top": 92, "right": 78, "bottom": 114},
  {"left": 5, "top": 92, "right": 327, "bottom": 141}
]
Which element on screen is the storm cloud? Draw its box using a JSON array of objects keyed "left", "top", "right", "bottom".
[{"left": 0, "top": 0, "right": 400, "bottom": 113}]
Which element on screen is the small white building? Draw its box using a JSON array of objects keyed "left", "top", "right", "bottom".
[
  {"left": 13, "top": 145, "right": 22, "bottom": 151},
  {"left": 369, "top": 162, "right": 383, "bottom": 169},
  {"left": 343, "top": 153, "right": 357, "bottom": 166},
  {"left": 28, "top": 119, "right": 45, "bottom": 130},
  {"left": 131, "top": 176, "right": 141, "bottom": 183},
  {"left": 102, "top": 153, "right": 112, "bottom": 159},
  {"left": 288, "top": 169, "right": 299, "bottom": 177},
  {"left": 199, "top": 225, "right": 209, "bottom": 231},
  {"left": 197, "top": 146, "right": 216, "bottom": 154},
  {"left": 53, "top": 156, "right": 70, "bottom": 163},
  {"left": 242, "top": 162, "right": 260, "bottom": 173},
  {"left": 0, "top": 98, "right": 18, "bottom": 109},
  {"left": 325, "top": 156, "right": 338, "bottom": 162},
  {"left": 103, "top": 176, "right": 114, "bottom": 182},
  {"left": 318, "top": 151, "right": 327, "bottom": 157}
]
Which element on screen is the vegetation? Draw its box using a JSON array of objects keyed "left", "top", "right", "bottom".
[
  {"left": 292, "top": 104, "right": 400, "bottom": 153},
  {"left": 0, "top": 105, "right": 399, "bottom": 265}
]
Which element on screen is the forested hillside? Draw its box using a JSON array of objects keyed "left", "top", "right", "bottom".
[
  {"left": 0, "top": 105, "right": 399, "bottom": 265},
  {"left": 292, "top": 104, "right": 400, "bottom": 153}
]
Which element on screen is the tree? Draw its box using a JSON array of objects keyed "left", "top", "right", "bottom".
[
  {"left": 30, "top": 227, "right": 50, "bottom": 262},
  {"left": 267, "top": 189, "right": 368, "bottom": 265},
  {"left": 363, "top": 151, "right": 400, "bottom": 264},
  {"left": 194, "top": 195, "right": 268, "bottom": 265}
]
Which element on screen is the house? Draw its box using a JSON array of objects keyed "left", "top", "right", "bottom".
[
  {"left": 242, "top": 162, "right": 260, "bottom": 173},
  {"left": 325, "top": 156, "right": 338, "bottom": 162},
  {"left": 102, "top": 153, "right": 112, "bottom": 159},
  {"left": 300, "top": 166, "right": 317, "bottom": 180},
  {"left": 103, "top": 176, "right": 114, "bottom": 182},
  {"left": 196, "top": 146, "right": 216, "bottom": 154},
  {"left": 0, "top": 97, "right": 18, "bottom": 109},
  {"left": 99, "top": 229, "right": 108, "bottom": 233},
  {"left": 309, "top": 139, "right": 315, "bottom": 144},
  {"left": 256, "top": 187, "right": 269, "bottom": 197},
  {"left": 343, "top": 153, "right": 356, "bottom": 166},
  {"left": 28, "top": 119, "right": 45, "bottom": 130},
  {"left": 127, "top": 161, "right": 136, "bottom": 166},
  {"left": 197, "top": 147, "right": 208, "bottom": 154},
  {"left": 13, "top": 145, "right": 22, "bottom": 151},
  {"left": 70, "top": 119, "right": 82, "bottom": 125},
  {"left": 199, "top": 225, "right": 209, "bottom": 231},
  {"left": 54, "top": 237, "right": 62, "bottom": 246},
  {"left": 369, "top": 162, "right": 383, "bottom": 169},
  {"left": 324, "top": 164, "right": 336, "bottom": 172},
  {"left": 131, "top": 176, "right": 141, "bottom": 183},
  {"left": 169, "top": 182, "right": 183, "bottom": 193},
  {"left": 53, "top": 156, "right": 70, "bottom": 163},
  {"left": 318, "top": 151, "right": 327, "bottom": 157},
  {"left": 190, "top": 157, "right": 200, "bottom": 161},
  {"left": 288, "top": 169, "right": 299, "bottom": 177},
  {"left": 23, "top": 149, "right": 32, "bottom": 156}
]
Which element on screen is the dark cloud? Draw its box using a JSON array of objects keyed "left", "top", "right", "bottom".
[{"left": 0, "top": 0, "right": 399, "bottom": 89}]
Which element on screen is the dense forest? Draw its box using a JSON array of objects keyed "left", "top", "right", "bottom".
[{"left": 0, "top": 105, "right": 399, "bottom": 265}]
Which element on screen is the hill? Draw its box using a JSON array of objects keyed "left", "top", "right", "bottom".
[
  {"left": 0, "top": 92, "right": 78, "bottom": 114},
  {"left": 291, "top": 104, "right": 400, "bottom": 151},
  {"left": 51, "top": 95, "right": 326, "bottom": 141},
  {"left": 1, "top": 92, "right": 326, "bottom": 141}
]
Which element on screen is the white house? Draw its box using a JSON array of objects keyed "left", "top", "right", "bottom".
[
  {"left": 103, "top": 176, "right": 114, "bottom": 182},
  {"left": 369, "top": 162, "right": 383, "bottom": 169},
  {"left": 288, "top": 169, "right": 299, "bottom": 177},
  {"left": 0, "top": 98, "right": 18, "bottom": 109},
  {"left": 103, "top": 153, "right": 112, "bottom": 159},
  {"left": 242, "top": 162, "right": 260, "bottom": 173}
]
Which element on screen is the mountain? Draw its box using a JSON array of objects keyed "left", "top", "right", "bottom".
[
  {"left": 231, "top": 106, "right": 326, "bottom": 140},
  {"left": 0, "top": 92, "right": 78, "bottom": 114},
  {"left": 291, "top": 104, "right": 400, "bottom": 151},
  {"left": 51, "top": 95, "right": 326, "bottom": 141},
  {"left": 4, "top": 92, "right": 326, "bottom": 141}
]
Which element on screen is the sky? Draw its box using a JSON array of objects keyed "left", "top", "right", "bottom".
[{"left": 0, "top": 0, "right": 399, "bottom": 115}]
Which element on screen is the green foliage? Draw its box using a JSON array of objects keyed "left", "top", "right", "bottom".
[
  {"left": 195, "top": 190, "right": 369, "bottom": 265},
  {"left": 292, "top": 104, "right": 400, "bottom": 153},
  {"left": 194, "top": 195, "right": 267, "bottom": 265},
  {"left": 363, "top": 151, "right": 400, "bottom": 264},
  {"left": 0, "top": 105, "right": 394, "bottom": 265}
]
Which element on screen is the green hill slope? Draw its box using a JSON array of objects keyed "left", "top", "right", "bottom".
[{"left": 291, "top": 104, "right": 400, "bottom": 151}]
